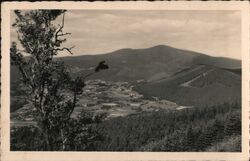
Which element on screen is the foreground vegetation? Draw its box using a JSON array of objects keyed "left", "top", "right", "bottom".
[
  {"left": 10, "top": 9, "right": 109, "bottom": 151},
  {"left": 94, "top": 102, "right": 241, "bottom": 151},
  {"left": 11, "top": 102, "right": 241, "bottom": 151}
]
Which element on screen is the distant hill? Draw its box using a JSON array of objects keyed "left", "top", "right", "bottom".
[
  {"left": 11, "top": 45, "right": 241, "bottom": 108},
  {"left": 11, "top": 45, "right": 241, "bottom": 82},
  {"left": 57, "top": 45, "right": 241, "bottom": 82}
]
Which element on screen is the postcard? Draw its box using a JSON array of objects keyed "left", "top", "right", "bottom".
[{"left": 1, "top": 1, "right": 249, "bottom": 161}]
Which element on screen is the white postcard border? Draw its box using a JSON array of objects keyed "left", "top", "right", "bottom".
[{"left": 1, "top": 2, "right": 249, "bottom": 161}]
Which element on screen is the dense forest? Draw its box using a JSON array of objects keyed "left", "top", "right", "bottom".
[{"left": 11, "top": 102, "right": 241, "bottom": 151}]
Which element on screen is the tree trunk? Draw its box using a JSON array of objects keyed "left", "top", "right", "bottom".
[
  {"left": 60, "top": 129, "right": 67, "bottom": 151},
  {"left": 43, "top": 127, "right": 53, "bottom": 151},
  {"left": 40, "top": 118, "right": 53, "bottom": 151}
]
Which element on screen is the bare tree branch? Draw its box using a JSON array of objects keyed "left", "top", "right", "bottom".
[
  {"left": 57, "top": 32, "right": 71, "bottom": 37},
  {"left": 54, "top": 46, "right": 75, "bottom": 55},
  {"left": 55, "top": 13, "right": 65, "bottom": 36}
]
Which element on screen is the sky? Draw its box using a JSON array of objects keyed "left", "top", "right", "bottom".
[{"left": 10, "top": 10, "right": 241, "bottom": 60}]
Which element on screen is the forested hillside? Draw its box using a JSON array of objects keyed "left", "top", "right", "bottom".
[
  {"left": 94, "top": 102, "right": 241, "bottom": 151},
  {"left": 11, "top": 102, "right": 241, "bottom": 151},
  {"left": 135, "top": 65, "right": 241, "bottom": 107}
]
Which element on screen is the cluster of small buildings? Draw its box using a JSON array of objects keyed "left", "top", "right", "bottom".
[
  {"left": 12, "top": 79, "right": 182, "bottom": 122},
  {"left": 72, "top": 80, "right": 179, "bottom": 118}
]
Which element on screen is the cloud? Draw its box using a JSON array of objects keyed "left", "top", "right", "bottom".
[{"left": 10, "top": 10, "right": 241, "bottom": 59}]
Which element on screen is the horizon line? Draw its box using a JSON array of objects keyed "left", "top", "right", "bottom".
[{"left": 57, "top": 44, "right": 241, "bottom": 61}]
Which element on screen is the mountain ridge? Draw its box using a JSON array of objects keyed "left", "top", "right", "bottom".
[
  {"left": 10, "top": 44, "right": 241, "bottom": 110},
  {"left": 63, "top": 44, "right": 240, "bottom": 64},
  {"left": 11, "top": 45, "right": 241, "bottom": 83},
  {"left": 60, "top": 45, "right": 241, "bottom": 82}
]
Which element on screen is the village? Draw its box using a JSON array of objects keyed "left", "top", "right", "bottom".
[
  {"left": 66, "top": 79, "right": 179, "bottom": 119},
  {"left": 11, "top": 80, "right": 181, "bottom": 123}
]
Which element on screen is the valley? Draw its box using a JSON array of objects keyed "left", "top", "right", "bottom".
[
  {"left": 11, "top": 45, "right": 241, "bottom": 113},
  {"left": 11, "top": 63, "right": 241, "bottom": 127},
  {"left": 11, "top": 79, "right": 179, "bottom": 127}
]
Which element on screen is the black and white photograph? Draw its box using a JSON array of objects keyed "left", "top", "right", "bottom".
[{"left": 1, "top": 1, "right": 249, "bottom": 161}]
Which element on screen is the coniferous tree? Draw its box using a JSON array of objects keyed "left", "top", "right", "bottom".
[
  {"left": 185, "top": 126, "right": 196, "bottom": 151},
  {"left": 224, "top": 111, "right": 241, "bottom": 136},
  {"left": 10, "top": 10, "right": 108, "bottom": 151}
]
